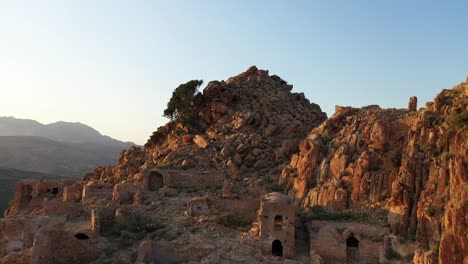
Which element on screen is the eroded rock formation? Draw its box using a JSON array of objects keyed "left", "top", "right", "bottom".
[{"left": 281, "top": 79, "right": 467, "bottom": 263}]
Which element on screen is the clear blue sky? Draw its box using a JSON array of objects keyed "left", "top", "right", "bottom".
[{"left": 1, "top": 1, "right": 467, "bottom": 144}]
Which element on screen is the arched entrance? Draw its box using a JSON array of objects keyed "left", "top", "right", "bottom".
[
  {"left": 272, "top": 240, "right": 283, "bottom": 257},
  {"left": 346, "top": 233, "right": 359, "bottom": 263},
  {"left": 148, "top": 172, "right": 164, "bottom": 191},
  {"left": 74, "top": 233, "right": 89, "bottom": 240}
]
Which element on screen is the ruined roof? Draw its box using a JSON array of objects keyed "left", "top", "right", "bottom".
[{"left": 261, "top": 192, "right": 292, "bottom": 205}]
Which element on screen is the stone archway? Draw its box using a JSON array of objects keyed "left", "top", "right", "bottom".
[
  {"left": 272, "top": 240, "right": 283, "bottom": 257},
  {"left": 346, "top": 233, "right": 359, "bottom": 263},
  {"left": 148, "top": 172, "right": 164, "bottom": 191}
]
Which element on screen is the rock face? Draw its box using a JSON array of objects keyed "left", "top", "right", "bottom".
[{"left": 281, "top": 79, "right": 468, "bottom": 263}]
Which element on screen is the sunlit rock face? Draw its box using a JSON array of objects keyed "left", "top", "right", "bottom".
[{"left": 282, "top": 78, "right": 467, "bottom": 263}]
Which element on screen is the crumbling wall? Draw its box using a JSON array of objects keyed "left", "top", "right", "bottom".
[
  {"left": 7, "top": 179, "right": 77, "bottom": 216},
  {"left": 31, "top": 226, "right": 103, "bottom": 264},
  {"left": 43, "top": 200, "right": 83, "bottom": 217},
  {"left": 214, "top": 198, "right": 260, "bottom": 220},
  {"left": 82, "top": 186, "right": 113, "bottom": 203},
  {"left": 164, "top": 170, "right": 224, "bottom": 188}
]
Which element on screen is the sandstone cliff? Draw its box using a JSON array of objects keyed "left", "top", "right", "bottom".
[{"left": 281, "top": 79, "right": 467, "bottom": 263}]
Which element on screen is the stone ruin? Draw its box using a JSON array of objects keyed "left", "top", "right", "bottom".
[{"left": 258, "top": 192, "right": 296, "bottom": 259}]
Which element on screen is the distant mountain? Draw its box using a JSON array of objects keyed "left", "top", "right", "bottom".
[
  {"left": 0, "top": 166, "right": 64, "bottom": 216},
  {"left": 0, "top": 116, "right": 135, "bottom": 147},
  {"left": 0, "top": 117, "right": 138, "bottom": 177}
]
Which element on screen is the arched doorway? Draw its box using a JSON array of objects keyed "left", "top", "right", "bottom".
[
  {"left": 148, "top": 172, "right": 164, "bottom": 191},
  {"left": 274, "top": 215, "right": 282, "bottom": 231},
  {"left": 346, "top": 233, "right": 359, "bottom": 263},
  {"left": 74, "top": 233, "right": 89, "bottom": 240},
  {"left": 272, "top": 240, "right": 283, "bottom": 257}
]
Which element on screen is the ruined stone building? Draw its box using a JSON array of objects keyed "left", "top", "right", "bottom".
[{"left": 258, "top": 192, "right": 296, "bottom": 259}]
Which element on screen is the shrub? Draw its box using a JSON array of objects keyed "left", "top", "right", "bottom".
[
  {"left": 426, "top": 205, "right": 436, "bottom": 217},
  {"left": 306, "top": 205, "right": 388, "bottom": 225},
  {"left": 448, "top": 111, "right": 468, "bottom": 128},
  {"left": 145, "top": 130, "right": 164, "bottom": 148},
  {"left": 319, "top": 135, "right": 332, "bottom": 145},
  {"left": 163, "top": 80, "right": 204, "bottom": 121},
  {"left": 218, "top": 214, "right": 252, "bottom": 228},
  {"left": 384, "top": 149, "right": 402, "bottom": 167}
]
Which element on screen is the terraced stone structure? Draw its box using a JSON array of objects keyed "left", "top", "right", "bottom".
[{"left": 259, "top": 192, "right": 296, "bottom": 259}]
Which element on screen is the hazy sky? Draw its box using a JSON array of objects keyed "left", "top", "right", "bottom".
[{"left": 1, "top": 1, "right": 467, "bottom": 144}]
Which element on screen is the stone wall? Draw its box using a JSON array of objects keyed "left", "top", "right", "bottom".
[
  {"left": 307, "top": 221, "right": 395, "bottom": 263},
  {"left": 82, "top": 186, "right": 113, "bottom": 202},
  {"left": 163, "top": 170, "right": 224, "bottom": 188},
  {"left": 214, "top": 198, "right": 260, "bottom": 221},
  {"left": 42, "top": 200, "right": 83, "bottom": 217}
]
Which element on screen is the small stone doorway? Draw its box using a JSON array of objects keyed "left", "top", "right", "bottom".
[
  {"left": 272, "top": 240, "right": 283, "bottom": 257},
  {"left": 148, "top": 172, "right": 164, "bottom": 191},
  {"left": 346, "top": 233, "right": 359, "bottom": 263}
]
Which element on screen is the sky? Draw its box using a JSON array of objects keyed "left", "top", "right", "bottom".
[{"left": 1, "top": 1, "right": 467, "bottom": 145}]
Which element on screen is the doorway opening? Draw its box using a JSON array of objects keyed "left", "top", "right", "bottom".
[
  {"left": 148, "top": 172, "right": 164, "bottom": 191},
  {"left": 346, "top": 233, "right": 359, "bottom": 263},
  {"left": 272, "top": 240, "right": 283, "bottom": 257}
]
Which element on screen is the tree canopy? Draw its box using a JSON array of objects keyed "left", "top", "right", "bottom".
[{"left": 163, "top": 80, "right": 204, "bottom": 120}]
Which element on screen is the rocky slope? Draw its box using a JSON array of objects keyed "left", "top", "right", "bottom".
[{"left": 281, "top": 78, "right": 467, "bottom": 263}]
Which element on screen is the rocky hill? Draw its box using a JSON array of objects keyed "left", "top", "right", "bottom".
[
  {"left": 85, "top": 66, "right": 327, "bottom": 195},
  {"left": 0, "top": 67, "right": 466, "bottom": 264}
]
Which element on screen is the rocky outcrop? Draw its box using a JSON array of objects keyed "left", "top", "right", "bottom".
[
  {"left": 408, "top": 96, "right": 418, "bottom": 112},
  {"left": 282, "top": 79, "right": 468, "bottom": 263}
]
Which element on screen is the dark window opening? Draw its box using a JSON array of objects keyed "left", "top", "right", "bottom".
[
  {"left": 52, "top": 188, "right": 59, "bottom": 195},
  {"left": 264, "top": 215, "right": 268, "bottom": 219},
  {"left": 274, "top": 215, "right": 282, "bottom": 231},
  {"left": 46, "top": 189, "right": 51, "bottom": 193},
  {"left": 272, "top": 240, "right": 283, "bottom": 257},
  {"left": 346, "top": 234, "right": 359, "bottom": 248},
  {"left": 74, "top": 233, "right": 89, "bottom": 240},
  {"left": 197, "top": 206, "right": 202, "bottom": 210}
]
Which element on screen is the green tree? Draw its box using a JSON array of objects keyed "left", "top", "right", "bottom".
[{"left": 163, "top": 80, "right": 204, "bottom": 120}]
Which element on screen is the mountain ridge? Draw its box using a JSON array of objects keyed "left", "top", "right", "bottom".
[{"left": 0, "top": 116, "right": 135, "bottom": 146}]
